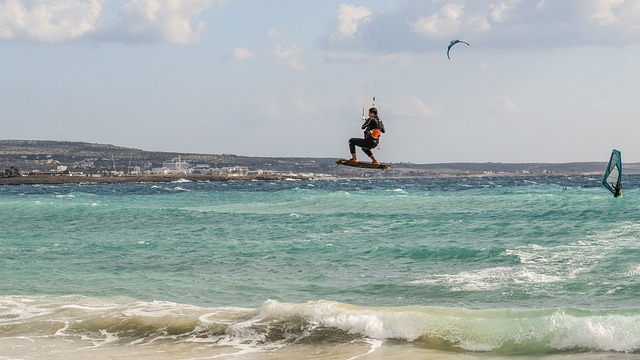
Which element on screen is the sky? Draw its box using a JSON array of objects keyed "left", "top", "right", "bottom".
[{"left": 2, "top": 0, "right": 640, "bottom": 164}]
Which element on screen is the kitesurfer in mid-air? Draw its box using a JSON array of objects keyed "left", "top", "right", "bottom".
[{"left": 348, "top": 107, "right": 385, "bottom": 164}]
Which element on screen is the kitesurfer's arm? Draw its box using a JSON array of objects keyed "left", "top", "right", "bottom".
[{"left": 361, "top": 117, "right": 372, "bottom": 130}]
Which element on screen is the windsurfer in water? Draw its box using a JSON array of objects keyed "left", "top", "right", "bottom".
[
  {"left": 348, "top": 107, "right": 385, "bottom": 164},
  {"left": 614, "top": 183, "right": 622, "bottom": 198}
]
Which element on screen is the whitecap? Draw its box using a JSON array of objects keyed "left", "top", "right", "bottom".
[{"left": 172, "top": 178, "right": 192, "bottom": 183}]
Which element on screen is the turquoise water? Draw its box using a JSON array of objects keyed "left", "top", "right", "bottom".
[{"left": 1, "top": 176, "right": 640, "bottom": 359}]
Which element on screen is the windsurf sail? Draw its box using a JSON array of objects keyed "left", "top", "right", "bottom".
[{"left": 602, "top": 149, "right": 622, "bottom": 197}]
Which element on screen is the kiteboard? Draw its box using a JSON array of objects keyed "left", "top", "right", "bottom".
[
  {"left": 336, "top": 159, "right": 390, "bottom": 170},
  {"left": 602, "top": 149, "right": 622, "bottom": 197}
]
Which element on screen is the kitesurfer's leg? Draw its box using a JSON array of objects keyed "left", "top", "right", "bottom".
[
  {"left": 349, "top": 138, "right": 379, "bottom": 163},
  {"left": 361, "top": 147, "right": 378, "bottom": 164},
  {"left": 349, "top": 138, "right": 363, "bottom": 161}
]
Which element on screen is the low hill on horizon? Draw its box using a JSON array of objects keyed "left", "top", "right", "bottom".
[{"left": 1, "top": 139, "right": 638, "bottom": 176}]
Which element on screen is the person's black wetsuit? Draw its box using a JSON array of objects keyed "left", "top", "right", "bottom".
[
  {"left": 349, "top": 116, "right": 384, "bottom": 157},
  {"left": 614, "top": 185, "right": 622, "bottom": 198}
]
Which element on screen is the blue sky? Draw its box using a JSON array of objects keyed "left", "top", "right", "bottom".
[{"left": 1, "top": 0, "right": 640, "bottom": 163}]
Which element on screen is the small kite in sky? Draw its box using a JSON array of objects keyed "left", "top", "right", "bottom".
[{"left": 447, "top": 39, "right": 470, "bottom": 60}]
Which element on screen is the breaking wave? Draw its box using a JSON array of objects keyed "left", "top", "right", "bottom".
[{"left": 2, "top": 296, "right": 639, "bottom": 355}]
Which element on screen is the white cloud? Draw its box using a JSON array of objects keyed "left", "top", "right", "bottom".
[
  {"left": 588, "top": 0, "right": 640, "bottom": 40},
  {"left": 232, "top": 46, "right": 254, "bottom": 60},
  {"left": 466, "top": 14, "right": 490, "bottom": 32},
  {"left": 335, "top": 4, "right": 371, "bottom": 38},
  {"left": 410, "top": 3, "right": 494, "bottom": 38},
  {"left": 0, "top": 0, "right": 220, "bottom": 44},
  {"left": 499, "top": 96, "right": 522, "bottom": 114},
  {"left": 0, "top": 0, "right": 102, "bottom": 43},
  {"left": 116, "top": 0, "right": 214, "bottom": 44},
  {"left": 386, "top": 96, "right": 440, "bottom": 119},
  {"left": 589, "top": 0, "right": 624, "bottom": 26},
  {"left": 489, "top": 1, "right": 520, "bottom": 23},
  {"left": 319, "top": 3, "right": 373, "bottom": 50},
  {"left": 411, "top": 4, "right": 466, "bottom": 37},
  {"left": 266, "top": 25, "right": 279, "bottom": 39},
  {"left": 264, "top": 90, "right": 317, "bottom": 122},
  {"left": 275, "top": 43, "right": 304, "bottom": 71},
  {"left": 322, "top": 0, "right": 640, "bottom": 56},
  {"left": 288, "top": 90, "right": 318, "bottom": 115}
]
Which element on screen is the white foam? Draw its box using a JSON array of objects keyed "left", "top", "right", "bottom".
[
  {"left": 390, "top": 188, "right": 408, "bottom": 195},
  {"left": 627, "top": 264, "right": 640, "bottom": 276},
  {"left": 550, "top": 311, "right": 640, "bottom": 353},
  {"left": 0, "top": 296, "right": 62, "bottom": 324},
  {"left": 410, "top": 266, "right": 526, "bottom": 291},
  {"left": 347, "top": 338, "right": 383, "bottom": 360}
]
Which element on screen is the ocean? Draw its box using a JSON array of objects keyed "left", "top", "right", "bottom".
[{"left": 1, "top": 175, "right": 639, "bottom": 359}]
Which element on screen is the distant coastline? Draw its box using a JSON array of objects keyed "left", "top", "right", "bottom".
[{"left": 2, "top": 140, "right": 639, "bottom": 185}]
